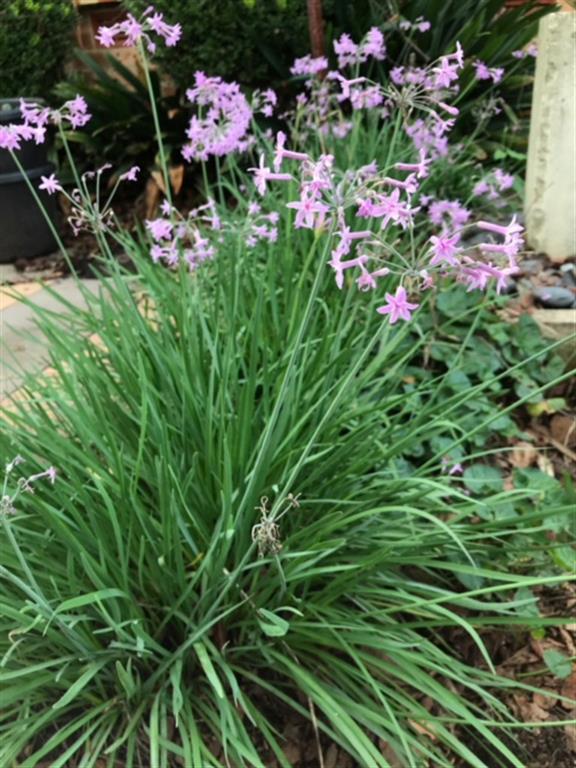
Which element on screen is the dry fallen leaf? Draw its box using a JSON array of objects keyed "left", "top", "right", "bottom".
[
  {"left": 338, "top": 753, "right": 355, "bottom": 768},
  {"left": 514, "top": 695, "right": 551, "bottom": 722},
  {"left": 282, "top": 742, "right": 301, "bottom": 765},
  {"left": 324, "top": 743, "right": 339, "bottom": 768},
  {"left": 533, "top": 691, "right": 559, "bottom": 711},
  {"left": 551, "top": 414, "right": 576, "bottom": 448},
  {"left": 536, "top": 453, "right": 556, "bottom": 477},
  {"left": 499, "top": 647, "right": 540, "bottom": 670},
  {"left": 559, "top": 626, "right": 576, "bottom": 657},
  {"left": 409, "top": 719, "right": 437, "bottom": 740},
  {"left": 561, "top": 673, "right": 576, "bottom": 709},
  {"left": 145, "top": 176, "right": 161, "bottom": 219},
  {"left": 565, "top": 711, "right": 576, "bottom": 753},
  {"left": 511, "top": 441, "right": 538, "bottom": 468},
  {"left": 378, "top": 739, "right": 405, "bottom": 767},
  {"left": 151, "top": 165, "right": 185, "bottom": 196}
]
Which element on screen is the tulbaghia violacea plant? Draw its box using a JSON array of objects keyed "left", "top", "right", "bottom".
[
  {"left": 254, "top": 125, "right": 523, "bottom": 323},
  {"left": 0, "top": 9, "right": 569, "bottom": 768}
]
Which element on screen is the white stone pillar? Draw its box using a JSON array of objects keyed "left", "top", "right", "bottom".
[{"left": 525, "top": 12, "right": 576, "bottom": 264}]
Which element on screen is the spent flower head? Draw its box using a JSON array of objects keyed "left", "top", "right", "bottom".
[{"left": 2, "top": 458, "right": 57, "bottom": 518}]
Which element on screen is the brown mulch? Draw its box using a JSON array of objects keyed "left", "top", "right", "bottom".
[{"left": 450, "top": 583, "right": 576, "bottom": 768}]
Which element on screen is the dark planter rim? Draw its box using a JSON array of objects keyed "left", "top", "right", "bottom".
[
  {"left": 0, "top": 97, "right": 45, "bottom": 125},
  {"left": 0, "top": 163, "right": 55, "bottom": 186}
]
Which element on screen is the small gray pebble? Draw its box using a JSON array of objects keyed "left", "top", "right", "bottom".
[
  {"left": 534, "top": 286, "right": 576, "bottom": 308},
  {"left": 518, "top": 258, "right": 544, "bottom": 276},
  {"left": 461, "top": 232, "right": 495, "bottom": 247},
  {"left": 560, "top": 263, "right": 576, "bottom": 288},
  {"left": 500, "top": 278, "right": 518, "bottom": 295}
]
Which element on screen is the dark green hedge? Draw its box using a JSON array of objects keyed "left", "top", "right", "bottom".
[
  {"left": 122, "top": 0, "right": 372, "bottom": 87},
  {"left": 0, "top": 0, "right": 77, "bottom": 99}
]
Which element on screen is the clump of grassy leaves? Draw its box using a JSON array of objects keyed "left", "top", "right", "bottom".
[{"left": 0, "top": 191, "right": 574, "bottom": 768}]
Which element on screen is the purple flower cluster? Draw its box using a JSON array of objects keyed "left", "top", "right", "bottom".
[
  {"left": 472, "top": 168, "right": 515, "bottom": 201},
  {"left": 428, "top": 200, "right": 471, "bottom": 232},
  {"left": 388, "top": 43, "right": 464, "bottom": 113},
  {"left": 256, "top": 89, "right": 278, "bottom": 118},
  {"left": 333, "top": 27, "right": 386, "bottom": 69},
  {"left": 405, "top": 119, "right": 450, "bottom": 159},
  {"left": 512, "top": 43, "right": 538, "bottom": 60},
  {"left": 245, "top": 203, "right": 280, "bottom": 248},
  {"left": 0, "top": 97, "right": 91, "bottom": 151},
  {"left": 182, "top": 72, "right": 254, "bottom": 162},
  {"left": 144, "top": 194, "right": 283, "bottom": 270},
  {"left": 2, "top": 8, "right": 526, "bottom": 338},
  {"left": 398, "top": 16, "right": 431, "bottom": 33},
  {"left": 290, "top": 55, "right": 329, "bottom": 78},
  {"left": 146, "top": 200, "right": 219, "bottom": 269},
  {"left": 288, "top": 29, "right": 394, "bottom": 141},
  {"left": 474, "top": 60, "right": 504, "bottom": 85},
  {"left": 252, "top": 123, "right": 524, "bottom": 323},
  {"left": 96, "top": 5, "right": 182, "bottom": 53},
  {"left": 289, "top": 34, "right": 465, "bottom": 156}
]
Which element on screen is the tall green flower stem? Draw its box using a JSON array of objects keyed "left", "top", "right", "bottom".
[
  {"left": 235, "top": 232, "right": 326, "bottom": 523},
  {"left": 138, "top": 40, "right": 173, "bottom": 208},
  {"left": 57, "top": 127, "right": 118, "bottom": 265}
]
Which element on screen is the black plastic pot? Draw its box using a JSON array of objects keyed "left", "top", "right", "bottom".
[{"left": 0, "top": 98, "right": 59, "bottom": 263}]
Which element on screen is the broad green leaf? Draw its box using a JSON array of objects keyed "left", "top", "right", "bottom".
[
  {"left": 513, "top": 587, "right": 540, "bottom": 618},
  {"left": 463, "top": 465, "right": 504, "bottom": 494},
  {"left": 258, "top": 609, "right": 290, "bottom": 637},
  {"left": 543, "top": 649, "right": 573, "bottom": 679}
]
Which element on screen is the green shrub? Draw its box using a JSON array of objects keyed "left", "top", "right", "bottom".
[
  {"left": 383, "top": 0, "right": 548, "bottom": 65},
  {"left": 373, "top": 0, "right": 553, "bottom": 151},
  {"left": 55, "top": 50, "right": 188, "bottom": 174},
  {"left": 0, "top": 0, "right": 77, "bottom": 99}
]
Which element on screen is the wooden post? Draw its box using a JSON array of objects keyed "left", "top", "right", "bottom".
[{"left": 307, "top": 0, "right": 325, "bottom": 58}]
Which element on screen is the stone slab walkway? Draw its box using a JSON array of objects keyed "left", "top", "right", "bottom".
[{"left": 0, "top": 272, "right": 99, "bottom": 404}]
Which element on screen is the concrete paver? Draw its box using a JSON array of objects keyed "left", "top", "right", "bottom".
[{"left": 1, "top": 279, "right": 100, "bottom": 401}]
